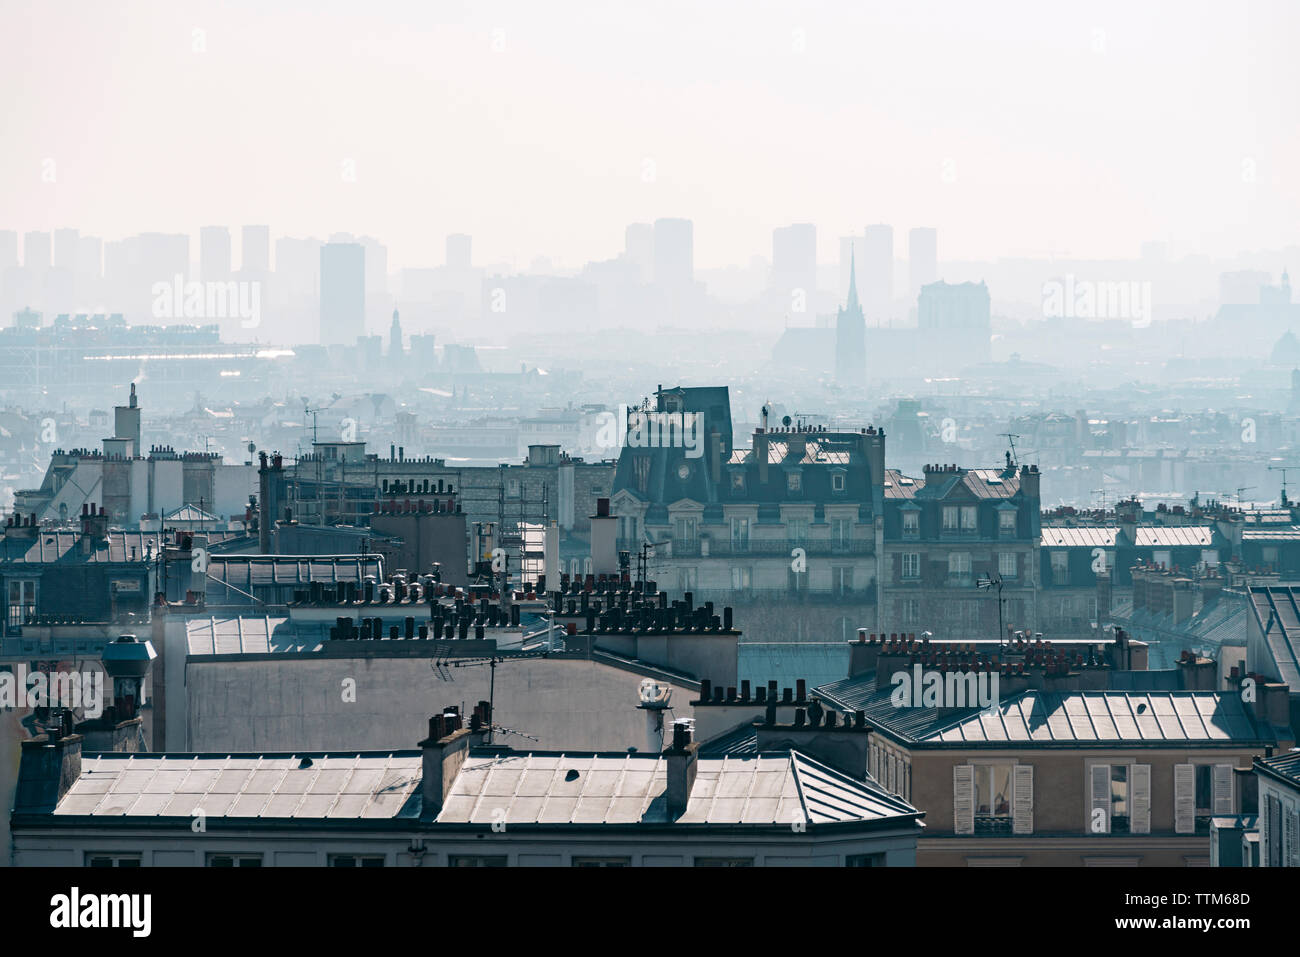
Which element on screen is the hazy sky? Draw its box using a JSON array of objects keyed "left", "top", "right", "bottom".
[{"left": 3, "top": 0, "right": 1298, "bottom": 270}]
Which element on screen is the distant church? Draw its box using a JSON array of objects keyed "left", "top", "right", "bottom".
[{"left": 835, "top": 249, "right": 866, "bottom": 384}]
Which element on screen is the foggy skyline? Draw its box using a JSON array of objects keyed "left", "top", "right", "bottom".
[{"left": 4, "top": 0, "right": 1298, "bottom": 272}]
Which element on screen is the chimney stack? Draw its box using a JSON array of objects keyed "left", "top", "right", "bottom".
[
  {"left": 664, "top": 717, "right": 698, "bottom": 819},
  {"left": 419, "top": 708, "right": 472, "bottom": 819}
]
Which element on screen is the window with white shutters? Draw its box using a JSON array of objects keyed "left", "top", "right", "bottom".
[
  {"left": 1130, "top": 765, "right": 1151, "bottom": 834},
  {"left": 954, "top": 765, "right": 975, "bottom": 835},
  {"left": 1090, "top": 764, "right": 1111, "bottom": 834},
  {"left": 1174, "top": 764, "right": 1196, "bottom": 835},
  {"left": 1212, "top": 764, "right": 1234, "bottom": 816},
  {"left": 1265, "top": 795, "right": 1281, "bottom": 866},
  {"left": 1287, "top": 808, "right": 1300, "bottom": 868},
  {"left": 1012, "top": 765, "right": 1033, "bottom": 834}
]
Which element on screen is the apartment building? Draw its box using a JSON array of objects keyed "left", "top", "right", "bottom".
[
  {"left": 610, "top": 385, "right": 885, "bottom": 643},
  {"left": 813, "top": 629, "right": 1294, "bottom": 866},
  {"left": 881, "top": 460, "right": 1041, "bottom": 640}
]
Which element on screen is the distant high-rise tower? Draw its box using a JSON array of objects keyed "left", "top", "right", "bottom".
[
  {"left": 447, "top": 234, "right": 472, "bottom": 271},
  {"left": 200, "top": 226, "right": 232, "bottom": 281},
  {"left": 772, "top": 224, "right": 817, "bottom": 315},
  {"left": 862, "top": 224, "right": 893, "bottom": 321},
  {"left": 652, "top": 218, "right": 693, "bottom": 290},
  {"left": 241, "top": 225, "right": 270, "bottom": 274},
  {"left": 23, "top": 231, "right": 51, "bottom": 272},
  {"left": 835, "top": 249, "right": 866, "bottom": 384},
  {"left": 624, "top": 223, "right": 654, "bottom": 283},
  {"left": 319, "top": 242, "right": 366, "bottom": 345},
  {"left": 908, "top": 227, "right": 937, "bottom": 304}
]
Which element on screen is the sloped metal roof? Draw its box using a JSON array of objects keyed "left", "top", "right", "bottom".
[
  {"left": 1256, "top": 750, "right": 1300, "bottom": 788},
  {"left": 817, "top": 675, "right": 1277, "bottom": 747},
  {"left": 0, "top": 530, "right": 162, "bottom": 563},
  {"left": 435, "top": 749, "right": 918, "bottom": 826},
  {"left": 929, "top": 691, "right": 1267, "bottom": 745},
  {"left": 1133, "top": 526, "right": 1216, "bottom": 547},
  {"left": 54, "top": 752, "right": 423, "bottom": 819},
  {"left": 207, "top": 554, "right": 382, "bottom": 588},
  {"left": 1247, "top": 587, "right": 1300, "bottom": 691},
  {"left": 1041, "top": 527, "right": 1120, "bottom": 548}
]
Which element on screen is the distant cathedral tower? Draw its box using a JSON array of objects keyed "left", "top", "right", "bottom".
[
  {"left": 389, "top": 309, "right": 404, "bottom": 359},
  {"left": 835, "top": 248, "right": 866, "bottom": 383}
]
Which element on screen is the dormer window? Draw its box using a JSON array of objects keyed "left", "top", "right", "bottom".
[
  {"left": 787, "top": 472, "right": 801, "bottom": 493},
  {"left": 831, "top": 471, "right": 846, "bottom": 493},
  {"left": 730, "top": 472, "right": 746, "bottom": 494}
]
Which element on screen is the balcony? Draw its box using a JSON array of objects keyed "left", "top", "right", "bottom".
[{"left": 694, "top": 538, "right": 873, "bottom": 557}]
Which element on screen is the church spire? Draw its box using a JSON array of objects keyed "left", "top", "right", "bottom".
[{"left": 846, "top": 245, "right": 860, "bottom": 312}]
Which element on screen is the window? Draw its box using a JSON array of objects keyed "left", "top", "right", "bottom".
[
  {"left": 901, "top": 598, "right": 920, "bottom": 624},
  {"left": 694, "top": 858, "right": 752, "bottom": 867},
  {"left": 831, "top": 518, "right": 852, "bottom": 548},
  {"left": 1153, "top": 550, "right": 1171, "bottom": 569},
  {"left": 1263, "top": 546, "right": 1279, "bottom": 566},
  {"left": 948, "top": 552, "right": 971, "bottom": 581},
  {"left": 572, "top": 857, "right": 630, "bottom": 867},
  {"left": 207, "top": 854, "right": 262, "bottom": 867},
  {"left": 846, "top": 854, "right": 885, "bottom": 867},
  {"left": 1200, "top": 549, "right": 1219, "bottom": 568},
  {"left": 786, "top": 471, "right": 801, "bottom": 493},
  {"left": 730, "top": 517, "right": 750, "bottom": 551},
  {"left": 1110, "top": 765, "right": 1130, "bottom": 834},
  {"left": 1181, "top": 763, "right": 1233, "bottom": 833},
  {"left": 942, "top": 506, "right": 959, "bottom": 531},
  {"left": 999, "top": 509, "right": 1017, "bottom": 533},
  {"left": 832, "top": 473, "right": 846, "bottom": 492},
  {"left": 86, "top": 854, "right": 141, "bottom": 867},
  {"left": 998, "top": 552, "right": 1018, "bottom": 578},
  {"left": 448, "top": 856, "right": 506, "bottom": 867},
  {"left": 7, "top": 580, "right": 36, "bottom": 629},
  {"left": 975, "top": 763, "right": 1013, "bottom": 824},
  {"left": 677, "top": 567, "right": 697, "bottom": 592},
  {"left": 902, "top": 510, "right": 919, "bottom": 538},
  {"left": 674, "top": 516, "right": 697, "bottom": 544},
  {"left": 832, "top": 566, "right": 854, "bottom": 596},
  {"left": 961, "top": 506, "right": 977, "bottom": 531},
  {"left": 955, "top": 763, "right": 1032, "bottom": 836},
  {"left": 730, "top": 472, "right": 746, "bottom": 494},
  {"left": 901, "top": 553, "right": 921, "bottom": 580},
  {"left": 1051, "top": 550, "right": 1069, "bottom": 584},
  {"left": 329, "top": 855, "right": 385, "bottom": 867},
  {"left": 1091, "top": 763, "right": 1151, "bottom": 835},
  {"left": 730, "top": 566, "right": 752, "bottom": 591},
  {"left": 788, "top": 567, "right": 808, "bottom": 592},
  {"left": 787, "top": 517, "right": 809, "bottom": 545}
]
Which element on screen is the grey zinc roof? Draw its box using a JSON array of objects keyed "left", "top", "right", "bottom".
[
  {"left": 928, "top": 691, "right": 1268, "bottom": 745},
  {"left": 436, "top": 749, "right": 917, "bottom": 826},
  {"left": 54, "top": 752, "right": 423, "bottom": 819},
  {"left": 1041, "top": 527, "right": 1120, "bottom": 548},
  {"left": 1247, "top": 587, "right": 1300, "bottom": 691},
  {"left": 816, "top": 675, "right": 1278, "bottom": 748},
  {"left": 207, "top": 554, "right": 382, "bottom": 588},
  {"left": 1256, "top": 751, "right": 1300, "bottom": 787},
  {"left": 0, "top": 530, "right": 162, "bottom": 563},
  {"left": 1133, "top": 526, "right": 1216, "bottom": 547}
]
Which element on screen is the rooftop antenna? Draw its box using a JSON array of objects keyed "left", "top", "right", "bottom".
[
  {"left": 999, "top": 433, "right": 1022, "bottom": 467},
  {"left": 977, "top": 573, "right": 1006, "bottom": 651},
  {"left": 1268, "top": 465, "right": 1298, "bottom": 506}
]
